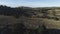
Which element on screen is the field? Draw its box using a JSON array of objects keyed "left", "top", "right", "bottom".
[{"left": 1, "top": 5, "right": 60, "bottom": 34}]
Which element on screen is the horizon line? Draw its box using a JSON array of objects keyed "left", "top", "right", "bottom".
[{"left": 1, "top": 5, "right": 60, "bottom": 8}]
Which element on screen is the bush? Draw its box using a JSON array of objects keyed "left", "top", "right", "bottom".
[{"left": 12, "top": 23, "right": 46, "bottom": 34}]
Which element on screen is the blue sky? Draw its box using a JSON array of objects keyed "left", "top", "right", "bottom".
[{"left": 0, "top": 0, "right": 60, "bottom": 7}]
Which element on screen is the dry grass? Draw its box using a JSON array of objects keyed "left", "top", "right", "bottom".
[
  {"left": 43, "top": 18, "right": 60, "bottom": 29},
  {"left": 0, "top": 15, "right": 60, "bottom": 29}
]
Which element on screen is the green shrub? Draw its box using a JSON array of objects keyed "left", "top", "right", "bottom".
[{"left": 12, "top": 23, "right": 46, "bottom": 34}]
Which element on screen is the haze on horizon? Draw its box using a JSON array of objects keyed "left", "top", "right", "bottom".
[{"left": 0, "top": 0, "right": 60, "bottom": 7}]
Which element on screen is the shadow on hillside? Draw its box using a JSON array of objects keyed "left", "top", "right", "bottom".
[
  {"left": 44, "top": 29, "right": 60, "bottom": 34},
  {"left": 0, "top": 23, "right": 60, "bottom": 34}
]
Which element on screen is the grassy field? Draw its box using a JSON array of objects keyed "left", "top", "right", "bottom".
[
  {"left": 17, "top": 18, "right": 60, "bottom": 29},
  {"left": 0, "top": 15, "right": 60, "bottom": 29}
]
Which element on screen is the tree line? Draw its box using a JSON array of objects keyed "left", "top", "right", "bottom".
[
  {"left": 0, "top": 5, "right": 36, "bottom": 18},
  {"left": 0, "top": 5, "right": 59, "bottom": 18}
]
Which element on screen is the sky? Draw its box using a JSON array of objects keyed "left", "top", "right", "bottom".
[{"left": 0, "top": 0, "right": 60, "bottom": 7}]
